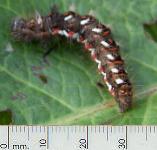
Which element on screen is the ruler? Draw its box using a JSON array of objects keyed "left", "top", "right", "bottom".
[{"left": 0, "top": 126, "right": 156, "bottom": 150}]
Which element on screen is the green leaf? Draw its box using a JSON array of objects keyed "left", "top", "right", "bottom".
[{"left": 0, "top": 0, "right": 157, "bottom": 124}]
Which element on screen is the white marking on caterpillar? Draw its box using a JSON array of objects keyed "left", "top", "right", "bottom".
[
  {"left": 88, "top": 48, "right": 95, "bottom": 52},
  {"left": 59, "top": 30, "right": 71, "bottom": 38},
  {"left": 115, "top": 78, "right": 124, "bottom": 84},
  {"left": 72, "top": 33, "right": 79, "bottom": 39},
  {"left": 81, "top": 39, "right": 87, "bottom": 44},
  {"left": 76, "top": 35, "right": 81, "bottom": 42},
  {"left": 92, "top": 28, "right": 102, "bottom": 33},
  {"left": 111, "top": 68, "right": 119, "bottom": 73},
  {"left": 90, "top": 48, "right": 95, "bottom": 55},
  {"left": 102, "top": 72, "right": 106, "bottom": 79},
  {"left": 75, "top": 34, "right": 80, "bottom": 41},
  {"left": 106, "top": 81, "right": 112, "bottom": 91},
  {"left": 95, "top": 59, "right": 101, "bottom": 64},
  {"left": 35, "top": 11, "right": 42, "bottom": 25},
  {"left": 101, "top": 41, "right": 110, "bottom": 47},
  {"left": 64, "top": 15, "right": 73, "bottom": 21},
  {"left": 63, "top": 30, "right": 69, "bottom": 37},
  {"left": 58, "top": 30, "right": 69, "bottom": 37},
  {"left": 58, "top": 30, "right": 64, "bottom": 35},
  {"left": 106, "top": 54, "right": 115, "bottom": 60},
  {"left": 80, "top": 18, "right": 90, "bottom": 25},
  {"left": 95, "top": 59, "right": 101, "bottom": 69},
  {"left": 13, "top": 19, "right": 18, "bottom": 30}
]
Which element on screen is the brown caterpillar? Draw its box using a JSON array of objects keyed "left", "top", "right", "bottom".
[{"left": 11, "top": 6, "right": 133, "bottom": 112}]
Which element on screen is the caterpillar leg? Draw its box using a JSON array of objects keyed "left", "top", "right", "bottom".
[
  {"left": 42, "top": 48, "right": 54, "bottom": 64},
  {"left": 97, "top": 78, "right": 106, "bottom": 89}
]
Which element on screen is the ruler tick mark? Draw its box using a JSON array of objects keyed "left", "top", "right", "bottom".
[
  {"left": 47, "top": 126, "right": 49, "bottom": 149},
  {"left": 24, "top": 126, "right": 25, "bottom": 132},
  {"left": 16, "top": 126, "right": 17, "bottom": 132},
  {"left": 107, "top": 126, "right": 108, "bottom": 141},
  {"left": 126, "top": 126, "right": 128, "bottom": 150},
  {"left": 27, "top": 126, "right": 30, "bottom": 141},
  {"left": 103, "top": 126, "right": 104, "bottom": 133},
  {"left": 7, "top": 126, "right": 10, "bottom": 149},
  {"left": 142, "top": 126, "right": 143, "bottom": 133},
  {"left": 86, "top": 126, "right": 89, "bottom": 149},
  {"left": 146, "top": 126, "right": 148, "bottom": 141},
  {"left": 111, "top": 126, "right": 112, "bottom": 133}
]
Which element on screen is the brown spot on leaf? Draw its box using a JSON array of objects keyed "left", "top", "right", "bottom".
[
  {"left": 38, "top": 74, "right": 48, "bottom": 84},
  {"left": 34, "top": 73, "right": 48, "bottom": 84},
  {"left": 31, "top": 65, "right": 48, "bottom": 84},
  {"left": 11, "top": 92, "right": 27, "bottom": 100},
  {"left": 31, "top": 65, "right": 44, "bottom": 71}
]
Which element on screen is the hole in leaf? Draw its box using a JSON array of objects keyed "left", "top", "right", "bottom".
[
  {"left": 144, "top": 21, "right": 157, "bottom": 42},
  {"left": 0, "top": 109, "right": 12, "bottom": 125}
]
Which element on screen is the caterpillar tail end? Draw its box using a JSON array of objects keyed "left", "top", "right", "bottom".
[
  {"left": 119, "top": 99, "right": 132, "bottom": 113},
  {"left": 117, "top": 84, "right": 133, "bottom": 112}
]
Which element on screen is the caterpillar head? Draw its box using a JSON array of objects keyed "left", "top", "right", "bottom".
[{"left": 11, "top": 12, "right": 43, "bottom": 42}]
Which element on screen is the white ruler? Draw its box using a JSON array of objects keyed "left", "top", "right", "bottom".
[{"left": 0, "top": 126, "right": 156, "bottom": 150}]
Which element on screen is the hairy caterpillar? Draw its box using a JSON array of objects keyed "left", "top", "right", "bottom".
[{"left": 11, "top": 6, "right": 133, "bottom": 112}]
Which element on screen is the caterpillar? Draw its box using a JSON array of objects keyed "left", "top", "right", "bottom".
[{"left": 11, "top": 6, "right": 133, "bottom": 112}]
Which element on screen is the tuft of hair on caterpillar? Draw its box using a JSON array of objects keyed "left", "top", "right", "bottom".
[{"left": 11, "top": 6, "right": 133, "bottom": 112}]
